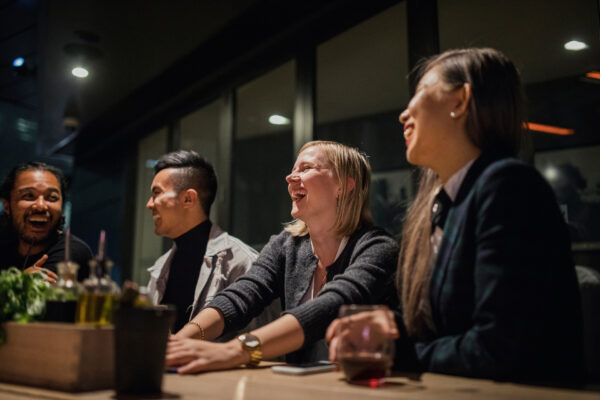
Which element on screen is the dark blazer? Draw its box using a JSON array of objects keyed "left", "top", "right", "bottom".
[{"left": 395, "top": 152, "right": 584, "bottom": 382}]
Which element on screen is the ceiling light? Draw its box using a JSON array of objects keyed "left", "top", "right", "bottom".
[
  {"left": 526, "top": 122, "right": 574, "bottom": 136},
  {"left": 564, "top": 40, "right": 588, "bottom": 51},
  {"left": 12, "top": 57, "right": 25, "bottom": 68},
  {"left": 72, "top": 66, "right": 89, "bottom": 78},
  {"left": 268, "top": 114, "right": 291, "bottom": 125}
]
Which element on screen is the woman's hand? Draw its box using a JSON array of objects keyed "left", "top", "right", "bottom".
[
  {"left": 165, "top": 336, "right": 248, "bottom": 374},
  {"left": 172, "top": 323, "right": 202, "bottom": 340},
  {"left": 24, "top": 255, "right": 57, "bottom": 283},
  {"left": 326, "top": 308, "right": 399, "bottom": 363}
]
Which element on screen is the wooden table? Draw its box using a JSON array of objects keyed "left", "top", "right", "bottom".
[{"left": 0, "top": 365, "right": 598, "bottom": 400}]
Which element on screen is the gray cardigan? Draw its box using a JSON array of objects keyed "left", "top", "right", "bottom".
[{"left": 207, "top": 225, "right": 399, "bottom": 362}]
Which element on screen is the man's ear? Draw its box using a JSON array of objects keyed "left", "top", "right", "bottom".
[
  {"left": 181, "top": 189, "right": 198, "bottom": 209},
  {"left": 1, "top": 198, "right": 9, "bottom": 216}
]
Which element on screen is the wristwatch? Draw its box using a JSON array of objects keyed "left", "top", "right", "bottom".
[{"left": 237, "top": 333, "right": 262, "bottom": 367}]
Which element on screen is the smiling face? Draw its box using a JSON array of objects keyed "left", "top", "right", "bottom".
[
  {"left": 146, "top": 168, "right": 187, "bottom": 239},
  {"left": 2, "top": 170, "right": 63, "bottom": 249},
  {"left": 399, "top": 67, "right": 457, "bottom": 170},
  {"left": 285, "top": 146, "right": 340, "bottom": 228}
]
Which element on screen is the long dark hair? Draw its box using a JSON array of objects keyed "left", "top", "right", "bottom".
[{"left": 398, "top": 48, "right": 528, "bottom": 337}]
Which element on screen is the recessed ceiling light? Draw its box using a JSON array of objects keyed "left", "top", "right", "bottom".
[
  {"left": 564, "top": 40, "right": 588, "bottom": 51},
  {"left": 12, "top": 57, "right": 25, "bottom": 68},
  {"left": 268, "top": 114, "right": 291, "bottom": 125},
  {"left": 72, "top": 66, "right": 89, "bottom": 78}
]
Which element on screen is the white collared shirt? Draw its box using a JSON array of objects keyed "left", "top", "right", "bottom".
[
  {"left": 300, "top": 236, "right": 349, "bottom": 304},
  {"left": 430, "top": 159, "right": 475, "bottom": 255}
]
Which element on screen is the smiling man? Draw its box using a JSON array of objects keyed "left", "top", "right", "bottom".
[
  {"left": 0, "top": 162, "right": 92, "bottom": 282},
  {"left": 146, "top": 150, "right": 277, "bottom": 334}
]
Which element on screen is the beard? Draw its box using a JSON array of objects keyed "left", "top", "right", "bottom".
[{"left": 10, "top": 211, "right": 60, "bottom": 247}]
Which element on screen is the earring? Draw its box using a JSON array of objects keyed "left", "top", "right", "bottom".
[{"left": 450, "top": 111, "right": 456, "bottom": 118}]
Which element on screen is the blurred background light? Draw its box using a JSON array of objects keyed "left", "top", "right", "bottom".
[
  {"left": 268, "top": 114, "right": 291, "bottom": 125},
  {"left": 564, "top": 40, "right": 588, "bottom": 51},
  {"left": 12, "top": 57, "right": 25, "bottom": 68},
  {"left": 72, "top": 66, "right": 89, "bottom": 78}
]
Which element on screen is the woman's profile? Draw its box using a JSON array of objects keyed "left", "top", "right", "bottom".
[{"left": 328, "top": 48, "right": 583, "bottom": 382}]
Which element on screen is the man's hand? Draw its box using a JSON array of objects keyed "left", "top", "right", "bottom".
[{"left": 24, "top": 254, "right": 57, "bottom": 283}]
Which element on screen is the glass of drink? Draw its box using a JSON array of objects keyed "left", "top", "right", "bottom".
[{"left": 336, "top": 305, "right": 394, "bottom": 385}]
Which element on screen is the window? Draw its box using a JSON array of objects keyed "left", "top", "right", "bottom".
[
  {"left": 232, "top": 61, "right": 295, "bottom": 247},
  {"left": 316, "top": 3, "right": 410, "bottom": 236},
  {"left": 131, "top": 127, "right": 168, "bottom": 284},
  {"left": 180, "top": 100, "right": 222, "bottom": 222}
]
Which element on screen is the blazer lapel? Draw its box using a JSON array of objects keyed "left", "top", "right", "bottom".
[{"left": 428, "top": 152, "right": 502, "bottom": 327}]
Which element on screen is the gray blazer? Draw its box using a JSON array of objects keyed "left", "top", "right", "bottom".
[{"left": 147, "top": 223, "right": 280, "bottom": 339}]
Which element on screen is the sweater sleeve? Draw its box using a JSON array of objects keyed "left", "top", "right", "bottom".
[
  {"left": 286, "top": 229, "right": 399, "bottom": 346},
  {"left": 207, "top": 231, "right": 287, "bottom": 332}
]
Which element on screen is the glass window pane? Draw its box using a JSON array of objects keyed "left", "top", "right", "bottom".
[
  {"left": 132, "top": 127, "right": 168, "bottom": 285},
  {"left": 0, "top": 101, "right": 39, "bottom": 179},
  {"left": 316, "top": 3, "right": 410, "bottom": 236},
  {"left": 233, "top": 61, "right": 295, "bottom": 247},
  {"left": 438, "top": 0, "right": 600, "bottom": 244},
  {"left": 180, "top": 100, "right": 221, "bottom": 222}
]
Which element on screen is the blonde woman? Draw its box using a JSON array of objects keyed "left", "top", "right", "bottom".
[
  {"left": 166, "top": 140, "right": 398, "bottom": 373},
  {"left": 327, "top": 48, "right": 583, "bottom": 382}
]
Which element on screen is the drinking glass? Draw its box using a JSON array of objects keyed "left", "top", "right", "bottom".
[{"left": 336, "top": 305, "right": 394, "bottom": 384}]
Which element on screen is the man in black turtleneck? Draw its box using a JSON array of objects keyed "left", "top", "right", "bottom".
[{"left": 146, "top": 150, "right": 275, "bottom": 334}]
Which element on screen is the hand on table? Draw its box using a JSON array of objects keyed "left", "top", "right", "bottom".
[
  {"left": 24, "top": 255, "right": 57, "bottom": 283},
  {"left": 325, "top": 307, "right": 399, "bottom": 363},
  {"left": 166, "top": 336, "right": 248, "bottom": 374}
]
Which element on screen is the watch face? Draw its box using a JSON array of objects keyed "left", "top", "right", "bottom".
[
  {"left": 243, "top": 334, "right": 260, "bottom": 349},
  {"left": 238, "top": 333, "right": 262, "bottom": 366}
]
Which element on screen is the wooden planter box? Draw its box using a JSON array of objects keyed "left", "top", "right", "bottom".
[{"left": 0, "top": 322, "right": 114, "bottom": 392}]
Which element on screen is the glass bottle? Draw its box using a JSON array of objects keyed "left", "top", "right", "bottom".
[
  {"left": 76, "top": 230, "right": 120, "bottom": 325},
  {"left": 45, "top": 261, "right": 81, "bottom": 322}
]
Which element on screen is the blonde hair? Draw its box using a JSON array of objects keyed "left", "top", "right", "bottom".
[
  {"left": 398, "top": 48, "right": 527, "bottom": 337},
  {"left": 285, "top": 141, "right": 373, "bottom": 237}
]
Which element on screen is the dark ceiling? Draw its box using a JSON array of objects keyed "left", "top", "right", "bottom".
[
  {"left": 1, "top": 0, "right": 259, "bottom": 160},
  {"left": 1, "top": 0, "right": 599, "bottom": 167},
  {"left": 1, "top": 0, "right": 38, "bottom": 109}
]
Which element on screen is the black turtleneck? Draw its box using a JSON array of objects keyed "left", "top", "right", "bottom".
[{"left": 161, "top": 219, "right": 212, "bottom": 332}]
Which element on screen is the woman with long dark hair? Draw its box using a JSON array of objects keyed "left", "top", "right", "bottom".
[{"left": 327, "top": 48, "right": 583, "bottom": 381}]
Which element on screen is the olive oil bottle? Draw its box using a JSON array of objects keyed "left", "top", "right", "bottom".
[{"left": 76, "top": 230, "right": 120, "bottom": 325}]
